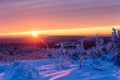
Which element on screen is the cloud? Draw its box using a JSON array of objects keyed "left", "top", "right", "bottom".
[
  {"left": 1, "top": 0, "right": 120, "bottom": 12},
  {"left": 0, "top": 0, "right": 120, "bottom": 33},
  {"left": 0, "top": 0, "right": 120, "bottom": 15}
]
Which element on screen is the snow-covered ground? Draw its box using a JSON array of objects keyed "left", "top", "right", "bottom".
[{"left": 0, "top": 59, "right": 120, "bottom": 80}]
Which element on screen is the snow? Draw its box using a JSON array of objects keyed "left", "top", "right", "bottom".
[
  {"left": 0, "top": 59, "right": 120, "bottom": 80},
  {"left": 1, "top": 61, "right": 41, "bottom": 80}
]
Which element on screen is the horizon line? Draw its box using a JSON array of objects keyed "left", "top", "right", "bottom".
[{"left": 0, "top": 27, "right": 114, "bottom": 37}]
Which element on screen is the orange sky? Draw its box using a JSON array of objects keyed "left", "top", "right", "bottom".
[
  {"left": 0, "top": 27, "right": 113, "bottom": 36},
  {"left": 0, "top": 0, "right": 120, "bottom": 36}
]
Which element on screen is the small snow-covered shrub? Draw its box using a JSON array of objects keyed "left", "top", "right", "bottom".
[{"left": 2, "top": 61, "right": 40, "bottom": 80}]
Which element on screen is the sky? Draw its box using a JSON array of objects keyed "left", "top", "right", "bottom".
[{"left": 0, "top": 0, "right": 120, "bottom": 36}]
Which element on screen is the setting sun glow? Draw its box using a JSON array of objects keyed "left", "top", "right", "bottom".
[
  {"left": 32, "top": 32, "right": 38, "bottom": 37},
  {"left": 0, "top": 27, "right": 115, "bottom": 37}
]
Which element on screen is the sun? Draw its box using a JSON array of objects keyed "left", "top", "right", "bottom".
[{"left": 32, "top": 31, "right": 38, "bottom": 37}]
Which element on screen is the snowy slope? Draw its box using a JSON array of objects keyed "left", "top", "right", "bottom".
[{"left": 0, "top": 59, "right": 120, "bottom": 80}]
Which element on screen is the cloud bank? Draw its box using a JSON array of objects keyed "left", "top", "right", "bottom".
[{"left": 0, "top": 0, "right": 120, "bottom": 34}]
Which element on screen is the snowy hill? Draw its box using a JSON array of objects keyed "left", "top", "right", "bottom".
[
  {"left": 0, "top": 28, "right": 120, "bottom": 80},
  {"left": 0, "top": 59, "right": 120, "bottom": 80}
]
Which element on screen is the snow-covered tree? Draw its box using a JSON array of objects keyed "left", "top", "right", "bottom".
[
  {"left": 96, "top": 34, "right": 99, "bottom": 48},
  {"left": 112, "top": 27, "right": 117, "bottom": 42}
]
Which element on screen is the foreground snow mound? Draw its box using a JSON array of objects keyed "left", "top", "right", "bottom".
[
  {"left": 0, "top": 65, "right": 7, "bottom": 73},
  {"left": 2, "top": 61, "right": 40, "bottom": 80}
]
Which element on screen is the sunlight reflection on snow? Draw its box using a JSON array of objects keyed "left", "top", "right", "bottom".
[
  {"left": 49, "top": 68, "right": 75, "bottom": 80},
  {"left": 37, "top": 64, "right": 76, "bottom": 80},
  {"left": 0, "top": 73, "right": 4, "bottom": 79}
]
